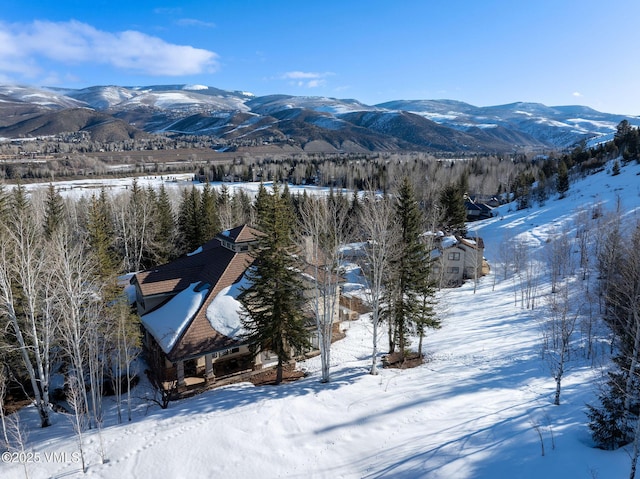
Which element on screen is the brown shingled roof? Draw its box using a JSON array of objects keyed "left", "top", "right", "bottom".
[
  {"left": 169, "top": 250, "right": 254, "bottom": 361},
  {"left": 216, "top": 224, "right": 262, "bottom": 243},
  {"left": 134, "top": 225, "right": 260, "bottom": 362}
]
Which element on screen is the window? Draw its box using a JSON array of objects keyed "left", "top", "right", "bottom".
[
  {"left": 448, "top": 252, "right": 461, "bottom": 261},
  {"left": 446, "top": 267, "right": 460, "bottom": 274},
  {"left": 220, "top": 347, "right": 240, "bottom": 357}
]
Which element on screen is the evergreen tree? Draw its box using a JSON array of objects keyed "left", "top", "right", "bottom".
[
  {"left": 556, "top": 160, "right": 570, "bottom": 198},
  {"left": 43, "top": 183, "right": 65, "bottom": 240},
  {"left": 612, "top": 160, "right": 621, "bottom": 176},
  {"left": 153, "top": 184, "right": 177, "bottom": 263},
  {"left": 587, "top": 365, "right": 634, "bottom": 449},
  {"left": 234, "top": 189, "right": 253, "bottom": 226},
  {"left": 178, "top": 187, "right": 202, "bottom": 254},
  {"left": 385, "top": 177, "right": 434, "bottom": 355},
  {"left": 415, "top": 276, "right": 440, "bottom": 358},
  {"left": 439, "top": 183, "right": 467, "bottom": 234},
  {"left": 241, "top": 184, "right": 310, "bottom": 384},
  {"left": 10, "top": 183, "right": 30, "bottom": 218},
  {"left": 253, "top": 182, "right": 271, "bottom": 228},
  {"left": 86, "top": 189, "right": 117, "bottom": 278},
  {"left": 200, "top": 182, "right": 220, "bottom": 242}
]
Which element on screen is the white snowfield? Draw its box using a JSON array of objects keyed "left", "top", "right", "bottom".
[{"left": 6, "top": 160, "right": 639, "bottom": 478}]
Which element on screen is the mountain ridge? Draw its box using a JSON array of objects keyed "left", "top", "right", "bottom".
[{"left": 0, "top": 84, "right": 637, "bottom": 152}]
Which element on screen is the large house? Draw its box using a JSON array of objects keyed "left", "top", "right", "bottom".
[
  {"left": 131, "top": 225, "right": 343, "bottom": 395},
  {"left": 131, "top": 225, "right": 281, "bottom": 393},
  {"left": 429, "top": 233, "right": 486, "bottom": 287}
]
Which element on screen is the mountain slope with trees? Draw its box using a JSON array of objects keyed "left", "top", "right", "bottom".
[{"left": 0, "top": 84, "right": 637, "bottom": 153}]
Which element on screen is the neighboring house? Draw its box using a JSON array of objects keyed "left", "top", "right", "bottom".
[
  {"left": 465, "top": 197, "right": 495, "bottom": 221},
  {"left": 132, "top": 225, "right": 278, "bottom": 393},
  {"left": 429, "top": 233, "right": 486, "bottom": 287}
]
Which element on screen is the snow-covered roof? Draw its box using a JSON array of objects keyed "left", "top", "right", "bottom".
[
  {"left": 140, "top": 282, "right": 209, "bottom": 354},
  {"left": 441, "top": 235, "right": 458, "bottom": 249},
  {"left": 205, "top": 273, "right": 251, "bottom": 339}
]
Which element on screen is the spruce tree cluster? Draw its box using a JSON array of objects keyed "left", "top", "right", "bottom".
[{"left": 385, "top": 177, "right": 439, "bottom": 356}]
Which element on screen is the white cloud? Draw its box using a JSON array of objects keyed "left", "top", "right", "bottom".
[
  {"left": 154, "top": 8, "right": 183, "bottom": 15},
  {"left": 572, "top": 91, "right": 583, "bottom": 97},
  {"left": 176, "top": 18, "right": 216, "bottom": 28},
  {"left": 0, "top": 20, "right": 219, "bottom": 79},
  {"left": 282, "top": 71, "right": 333, "bottom": 88}
]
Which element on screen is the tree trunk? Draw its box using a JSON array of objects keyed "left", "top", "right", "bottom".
[
  {"left": 630, "top": 413, "right": 640, "bottom": 479},
  {"left": 276, "top": 359, "right": 283, "bottom": 385},
  {"left": 554, "top": 361, "right": 563, "bottom": 406},
  {"left": 371, "top": 310, "right": 379, "bottom": 375}
]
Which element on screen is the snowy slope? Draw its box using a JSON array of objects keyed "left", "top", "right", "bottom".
[{"left": 5, "top": 162, "right": 640, "bottom": 478}]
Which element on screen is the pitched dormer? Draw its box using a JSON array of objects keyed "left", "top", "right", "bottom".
[{"left": 216, "top": 225, "right": 261, "bottom": 253}]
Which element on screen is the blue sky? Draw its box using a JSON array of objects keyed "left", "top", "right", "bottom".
[{"left": 2, "top": 0, "right": 639, "bottom": 115}]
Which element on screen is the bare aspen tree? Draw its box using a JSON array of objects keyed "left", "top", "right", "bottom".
[
  {"left": 0, "top": 364, "right": 8, "bottom": 449},
  {"left": 574, "top": 206, "right": 593, "bottom": 282},
  {"left": 597, "top": 204, "right": 623, "bottom": 315},
  {"left": 544, "top": 228, "right": 574, "bottom": 294},
  {"left": 542, "top": 284, "right": 579, "bottom": 405},
  {"left": 218, "top": 184, "right": 235, "bottom": 231},
  {"left": 359, "top": 192, "right": 398, "bottom": 375},
  {"left": 519, "top": 251, "right": 541, "bottom": 310},
  {"left": 52, "top": 234, "right": 93, "bottom": 427},
  {"left": 6, "top": 413, "right": 30, "bottom": 479},
  {"left": 496, "top": 234, "right": 516, "bottom": 285},
  {"left": 66, "top": 375, "right": 87, "bottom": 474},
  {"left": 114, "top": 181, "right": 155, "bottom": 272},
  {"left": 509, "top": 238, "right": 530, "bottom": 307},
  {"left": 0, "top": 198, "right": 54, "bottom": 428},
  {"left": 298, "top": 195, "right": 349, "bottom": 383},
  {"left": 110, "top": 295, "right": 141, "bottom": 422}
]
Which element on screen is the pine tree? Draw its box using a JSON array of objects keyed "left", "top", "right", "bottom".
[
  {"left": 439, "top": 183, "right": 467, "bottom": 234},
  {"left": 385, "top": 177, "right": 435, "bottom": 356},
  {"left": 200, "top": 182, "right": 220, "bottom": 242},
  {"left": 43, "top": 183, "right": 65, "bottom": 240},
  {"left": 587, "top": 366, "right": 634, "bottom": 449},
  {"left": 556, "top": 160, "right": 569, "bottom": 198},
  {"left": 86, "top": 189, "right": 117, "bottom": 278},
  {"left": 241, "top": 184, "right": 310, "bottom": 384},
  {"left": 153, "top": 184, "right": 177, "bottom": 263},
  {"left": 253, "top": 182, "right": 271, "bottom": 228},
  {"left": 612, "top": 160, "right": 621, "bottom": 176},
  {"left": 178, "top": 187, "right": 202, "bottom": 254}
]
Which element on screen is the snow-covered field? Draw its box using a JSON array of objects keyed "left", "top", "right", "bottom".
[
  {"left": 21, "top": 174, "right": 349, "bottom": 200},
  {"left": 5, "top": 161, "right": 640, "bottom": 478}
]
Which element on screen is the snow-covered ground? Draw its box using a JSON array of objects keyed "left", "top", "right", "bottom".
[
  {"left": 21, "top": 175, "right": 350, "bottom": 200},
  {"left": 5, "top": 160, "right": 640, "bottom": 478}
]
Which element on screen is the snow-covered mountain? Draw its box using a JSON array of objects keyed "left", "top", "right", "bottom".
[
  {"left": 0, "top": 84, "right": 637, "bottom": 152},
  {"left": 378, "top": 99, "right": 637, "bottom": 148}
]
